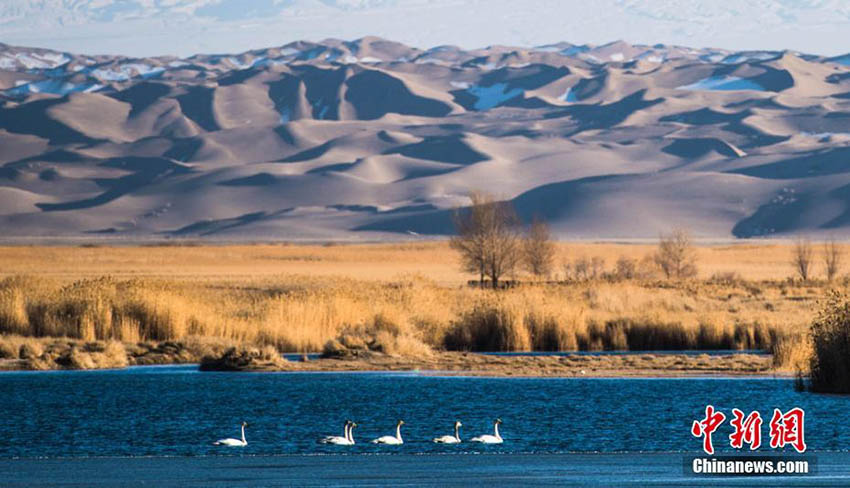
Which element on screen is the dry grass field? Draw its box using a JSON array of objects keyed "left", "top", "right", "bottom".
[
  {"left": 0, "top": 241, "right": 842, "bottom": 372},
  {"left": 0, "top": 241, "right": 822, "bottom": 282}
]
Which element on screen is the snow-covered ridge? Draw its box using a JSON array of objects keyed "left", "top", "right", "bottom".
[{"left": 1, "top": 38, "right": 847, "bottom": 100}]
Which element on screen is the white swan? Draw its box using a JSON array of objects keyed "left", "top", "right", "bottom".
[
  {"left": 346, "top": 422, "right": 358, "bottom": 444},
  {"left": 433, "top": 421, "right": 462, "bottom": 444},
  {"left": 213, "top": 421, "right": 248, "bottom": 447},
  {"left": 371, "top": 420, "right": 404, "bottom": 445},
  {"left": 320, "top": 420, "right": 355, "bottom": 445},
  {"left": 470, "top": 419, "right": 503, "bottom": 444}
]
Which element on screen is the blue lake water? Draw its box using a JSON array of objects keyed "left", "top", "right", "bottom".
[{"left": 2, "top": 365, "right": 850, "bottom": 459}]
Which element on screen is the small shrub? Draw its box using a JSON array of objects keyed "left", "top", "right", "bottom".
[
  {"left": 696, "top": 322, "right": 735, "bottom": 349},
  {"left": 527, "top": 313, "right": 577, "bottom": 351},
  {"left": 444, "top": 303, "right": 529, "bottom": 351},
  {"left": 770, "top": 332, "right": 811, "bottom": 372},
  {"left": 19, "top": 341, "right": 44, "bottom": 360},
  {"left": 809, "top": 292, "right": 850, "bottom": 393},
  {"left": 614, "top": 256, "right": 637, "bottom": 280},
  {"left": 710, "top": 272, "right": 741, "bottom": 286}
]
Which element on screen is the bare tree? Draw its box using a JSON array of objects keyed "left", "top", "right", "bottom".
[
  {"left": 450, "top": 192, "right": 523, "bottom": 289},
  {"left": 792, "top": 238, "right": 814, "bottom": 282},
  {"left": 450, "top": 191, "right": 489, "bottom": 285},
  {"left": 573, "top": 257, "right": 590, "bottom": 281},
  {"left": 524, "top": 217, "right": 556, "bottom": 279},
  {"left": 824, "top": 239, "right": 842, "bottom": 282},
  {"left": 653, "top": 228, "right": 698, "bottom": 279},
  {"left": 590, "top": 257, "right": 606, "bottom": 279},
  {"left": 615, "top": 256, "right": 637, "bottom": 280}
]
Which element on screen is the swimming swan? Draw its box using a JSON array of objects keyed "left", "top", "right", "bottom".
[
  {"left": 213, "top": 421, "right": 248, "bottom": 447},
  {"left": 433, "top": 421, "right": 462, "bottom": 443},
  {"left": 470, "top": 419, "right": 503, "bottom": 444},
  {"left": 320, "top": 420, "right": 356, "bottom": 445},
  {"left": 371, "top": 420, "right": 404, "bottom": 445}
]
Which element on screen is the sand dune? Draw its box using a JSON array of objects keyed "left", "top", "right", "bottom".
[{"left": 2, "top": 38, "right": 850, "bottom": 240}]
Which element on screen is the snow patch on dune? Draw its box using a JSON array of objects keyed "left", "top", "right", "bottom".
[
  {"left": 414, "top": 58, "right": 451, "bottom": 66},
  {"left": 561, "top": 46, "right": 590, "bottom": 56},
  {"left": 6, "top": 79, "right": 103, "bottom": 96},
  {"left": 560, "top": 87, "right": 578, "bottom": 102},
  {"left": 467, "top": 83, "right": 523, "bottom": 110},
  {"left": 92, "top": 63, "right": 164, "bottom": 81},
  {"left": 638, "top": 53, "right": 664, "bottom": 63},
  {"left": 9, "top": 52, "right": 70, "bottom": 70},
  {"left": 677, "top": 76, "right": 765, "bottom": 91},
  {"left": 721, "top": 52, "right": 780, "bottom": 64},
  {"left": 226, "top": 56, "right": 266, "bottom": 70},
  {"left": 15, "top": 53, "right": 51, "bottom": 69}
]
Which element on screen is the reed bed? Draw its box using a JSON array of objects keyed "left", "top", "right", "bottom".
[
  {"left": 0, "top": 271, "right": 825, "bottom": 366},
  {"left": 0, "top": 242, "right": 839, "bottom": 371}
]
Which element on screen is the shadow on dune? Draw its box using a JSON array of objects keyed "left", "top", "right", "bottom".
[
  {"left": 306, "top": 162, "right": 355, "bottom": 174},
  {"left": 163, "top": 137, "right": 204, "bottom": 162},
  {"left": 568, "top": 73, "right": 607, "bottom": 101},
  {"left": 167, "top": 208, "right": 295, "bottom": 236},
  {"left": 218, "top": 173, "right": 277, "bottom": 186},
  {"left": 294, "top": 65, "right": 347, "bottom": 120},
  {"left": 479, "top": 64, "right": 570, "bottom": 90},
  {"left": 344, "top": 69, "right": 451, "bottom": 119},
  {"left": 659, "top": 108, "right": 750, "bottom": 125},
  {"left": 168, "top": 211, "right": 270, "bottom": 236},
  {"left": 662, "top": 138, "right": 744, "bottom": 159},
  {"left": 36, "top": 157, "right": 192, "bottom": 212},
  {"left": 0, "top": 166, "right": 22, "bottom": 180},
  {"left": 450, "top": 64, "right": 570, "bottom": 111},
  {"left": 720, "top": 121, "right": 789, "bottom": 148},
  {"left": 0, "top": 98, "right": 96, "bottom": 145},
  {"left": 749, "top": 68, "right": 794, "bottom": 92},
  {"left": 382, "top": 134, "right": 488, "bottom": 164},
  {"left": 509, "top": 175, "right": 624, "bottom": 221},
  {"left": 353, "top": 207, "right": 455, "bottom": 235},
  {"left": 730, "top": 147, "right": 850, "bottom": 179},
  {"left": 329, "top": 204, "right": 380, "bottom": 213},
  {"left": 710, "top": 64, "right": 794, "bottom": 92},
  {"left": 354, "top": 175, "right": 621, "bottom": 235},
  {"left": 266, "top": 74, "right": 304, "bottom": 120},
  {"left": 544, "top": 90, "right": 663, "bottom": 134},
  {"left": 9, "top": 149, "right": 89, "bottom": 166},
  {"left": 218, "top": 68, "right": 262, "bottom": 87},
  {"left": 823, "top": 184, "right": 850, "bottom": 229},
  {"left": 110, "top": 82, "right": 172, "bottom": 117},
  {"left": 732, "top": 193, "right": 810, "bottom": 238},
  {"left": 280, "top": 140, "right": 334, "bottom": 163},
  {"left": 175, "top": 86, "right": 219, "bottom": 132}
]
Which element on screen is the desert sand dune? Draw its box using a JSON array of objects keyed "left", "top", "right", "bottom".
[{"left": 2, "top": 38, "right": 850, "bottom": 239}]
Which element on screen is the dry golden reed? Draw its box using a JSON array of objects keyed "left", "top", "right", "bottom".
[{"left": 0, "top": 242, "right": 840, "bottom": 364}]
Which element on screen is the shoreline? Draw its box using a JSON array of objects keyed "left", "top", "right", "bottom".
[
  {"left": 199, "top": 349, "right": 781, "bottom": 377},
  {"left": 0, "top": 339, "right": 788, "bottom": 377}
]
